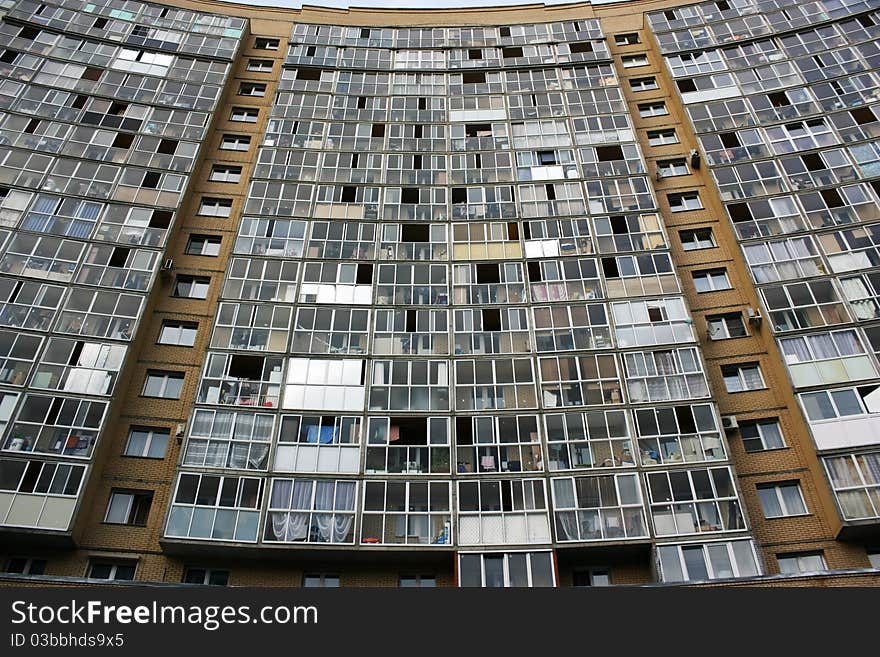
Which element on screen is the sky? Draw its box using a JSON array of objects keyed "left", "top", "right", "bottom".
[{"left": 215, "top": 0, "right": 621, "bottom": 10}]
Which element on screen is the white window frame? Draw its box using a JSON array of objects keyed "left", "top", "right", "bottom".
[{"left": 757, "top": 481, "right": 808, "bottom": 518}]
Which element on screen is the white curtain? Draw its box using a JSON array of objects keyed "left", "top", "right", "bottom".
[
  {"left": 313, "top": 481, "right": 355, "bottom": 542},
  {"left": 781, "top": 337, "right": 811, "bottom": 363},
  {"left": 556, "top": 510, "right": 577, "bottom": 540},
  {"left": 270, "top": 480, "right": 311, "bottom": 541}
]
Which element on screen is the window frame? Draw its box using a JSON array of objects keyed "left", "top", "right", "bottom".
[
  {"left": 142, "top": 370, "right": 185, "bottom": 399},
  {"left": 123, "top": 427, "right": 170, "bottom": 459}
]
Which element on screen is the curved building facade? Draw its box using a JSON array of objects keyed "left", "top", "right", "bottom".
[{"left": 0, "top": 0, "right": 878, "bottom": 587}]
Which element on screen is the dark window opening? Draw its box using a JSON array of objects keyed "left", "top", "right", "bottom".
[
  {"left": 768, "top": 92, "right": 790, "bottom": 107},
  {"left": 112, "top": 132, "right": 134, "bottom": 149},
  {"left": 401, "top": 188, "right": 420, "bottom": 204},
  {"left": 476, "top": 263, "right": 500, "bottom": 284},
  {"left": 596, "top": 145, "right": 624, "bottom": 161},
  {"left": 297, "top": 68, "right": 321, "bottom": 81},
  {"left": 81, "top": 67, "right": 103, "bottom": 81},
  {"left": 677, "top": 79, "right": 697, "bottom": 93},
  {"left": 109, "top": 247, "right": 129, "bottom": 268},
  {"left": 821, "top": 189, "right": 844, "bottom": 208},
  {"left": 569, "top": 42, "right": 594, "bottom": 54},
  {"left": 801, "top": 153, "right": 824, "bottom": 171},
  {"left": 482, "top": 308, "right": 502, "bottom": 331},
  {"left": 228, "top": 355, "right": 263, "bottom": 380},
  {"left": 727, "top": 203, "right": 752, "bottom": 222},
  {"left": 451, "top": 188, "right": 467, "bottom": 204},
  {"left": 401, "top": 224, "right": 429, "bottom": 242},
  {"left": 601, "top": 258, "right": 620, "bottom": 279},
  {"left": 502, "top": 47, "right": 523, "bottom": 58},
  {"left": 141, "top": 171, "right": 160, "bottom": 189},
  {"left": 149, "top": 210, "right": 172, "bottom": 229},
  {"left": 341, "top": 186, "right": 356, "bottom": 202},
  {"left": 468, "top": 49, "right": 482, "bottom": 60},
  {"left": 526, "top": 261, "right": 542, "bottom": 282},
  {"left": 371, "top": 124, "right": 385, "bottom": 137},
  {"left": 462, "top": 71, "right": 486, "bottom": 84},
  {"left": 356, "top": 264, "right": 373, "bottom": 284},
  {"left": 719, "top": 132, "right": 740, "bottom": 148},
  {"left": 852, "top": 107, "right": 877, "bottom": 125}
]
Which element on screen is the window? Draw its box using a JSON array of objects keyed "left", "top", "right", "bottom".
[
  {"left": 707, "top": 313, "right": 747, "bottom": 340},
  {"left": 552, "top": 473, "right": 648, "bottom": 541},
  {"left": 124, "top": 427, "right": 170, "bottom": 459},
  {"left": 254, "top": 38, "right": 280, "bottom": 50},
  {"left": 693, "top": 269, "right": 731, "bottom": 292},
  {"left": 573, "top": 569, "right": 611, "bottom": 586},
  {"left": 657, "top": 158, "right": 688, "bottom": 177},
  {"left": 247, "top": 59, "right": 273, "bottom": 73},
  {"left": 638, "top": 102, "right": 668, "bottom": 117},
  {"left": 303, "top": 574, "right": 339, "bottom": 587},
  {"left": 238, "top": 83, "right": 266, "bottom": 97},
  {"left": 823, "top": 453, "right": 880, "bottom": 520},
  {"left": 457, "top": 479, "right": 551, "bottom": 545},
  {"left": 158, "top": 321, "right": 198, "bottom": 347},
  {"left": 459, "top": 552, "right": 555, "bottom": 587},
  {"left": 777, "top": 551, "right": 827, "bottom": 575},
  {"left": 668, "top": 192, "right": 703, "bottom": 212},
  {"left": 629, "top": 77, "right": 658, "bottom": 92},
  {"left": 166, "top": 473, "right": 263, "bottom": 542},
  {"left": 87, "top": 559, "right": 136, "bottom": 581},
  {"left": 198, "top": 198, "right": 232, "bottom": 217},
  {"left": 142, "top": 371, "right": 184, "bottom": 399},
  {"left": 4, "top": 557, "right": 46, "bottom": 575},
  {"left": 209, "top": 165, "right": 242, "bottom": 184},
  {"left": 266, "top": 478, "right": 357, "bottom": 544},
  {"left": 622, "top": 54, "right": 649, "bottom": 68},
  {"left": 635, "top": 403, "right": 725, "bottom": 465},
  {"left": 658, "top": 540, "right": 759, "bottom": 582},
  {"left": 362, "top": 481, "right": 451, "bottom": 544},
  {"left": 400, "top": 575, "right": 436, "bottom": 587},
  {"left": 647, "top": 129, "right": 678, "bottom": 146},
  {"left": 721, "top": 362, "right": 765, "bottom": 392},
  {"left": 186, "top": 234, "right": 221, "bottom": 256},
  {"left": 182, "top": 568, "right": 229, "bottom": 585},
  {"left": 105, "top": 490, "right": 153, "bottom": 526},
  {"left": 757, "top": 482, "right": 807, "bottom": 518},
  {"left": 230, "top": 107, "right": 258, "bottom": 123},
  {"left": 680, "top": 228, "right": 715, "bottom": 251},
  {"left": 740, "top": 420, "right": 785, "bottom": 452},
  {"left": 615, "top": 33, "right": 640, "bottom": 46},
  {"left": 611, "top": 298, "right": 692, "bottom": 348},
  {"left": 220, "top": 134, "right": 251, "bottom": 151},
  {"left": 173, "top": 275, "right": 210, "bottom": 299}
]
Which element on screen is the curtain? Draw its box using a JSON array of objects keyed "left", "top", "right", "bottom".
[
  {"left": 204, "top": 441, "right": 225, "bottom": 467},
  {"left": 269, "top": 480, "right": 311, "bottom": 541},
  {"left": 781, "top": 337, "right": 811, "bottom": 363},
  {"left": 555, "top": 510, "right": 577, "bottom": 540},
  {"left": 213, "top": 411, "right": 234, "bottom": 438},
  {"left": 252, "top": 414, "right": 274, "bottom": 440},
  {"left": 831, "top": 330, "right": 862, "bottom": 356},
  {"left": 807, "top": 333, "right": 840, "bottom": 360}
]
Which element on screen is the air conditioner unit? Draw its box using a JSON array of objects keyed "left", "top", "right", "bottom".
[
  {"left": 747, "top": 306, "right": 763, "bottom": 327},
  {"left": 689, "top": 149, "right": 701, "bottom": 169},
  {"left": 721, "top": 415, "right": 739, "bottom": 431}
]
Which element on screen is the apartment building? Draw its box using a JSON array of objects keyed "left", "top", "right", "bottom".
[{"left": 0, "top": 0, "right": 878, "bottom": 587}]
